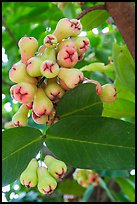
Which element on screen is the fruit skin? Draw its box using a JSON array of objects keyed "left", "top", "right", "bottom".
[
  {"left": 32, "top": 111, "right": 48, "bottom": 124},
  {"left": 26, "top": 56, "right": 43, "bottom": 77},
  {"left": 40, "top": 60, "right": 59, "bottom": 78},
  {"left": 44, "top": 79, "right": 65, "bottom": 103},
  {"left": 32, "top": 88, "right": 53, "bottom": 117},
  {"left": 25, "top": 102, "right": 33, "bottom": 110},
  {"left": 10, "top": 85, "right": 16, "bottom": 99},
  {"left": 99, "top": 84, "right": 117, "bottom": 103},
  {"left": 57, "top": 46, "right": 78, "bottom": 68},
  {"left": 18, "top": 37, "right": 38, "bottom": 64},
  {"left": 9, "top": 61, "right": 37, "bottom": 84},
  {"left": 44, "top": 155, "right": 67, "bottom": 179},
  {"left": 4, "top": 121, "right": 15, "bottom": 129},
  {"left": 37, "top": 166, "right": 57, "bottom": 194},
  {"left": 40, "top": 48, "right": 56, "bottom": 62},
  {"left": 72, "top": 36, "right": 90, "bottom": 54},
  {"left": 58, "top": 68, "right": 84, "bottom": 89},
  {"left": 13, "top": 82, "right": 37, "bottom": 104},
  {"left": 20, "top": 158, "right": 38, "bottom": 188},
  {"left": 57, "top": 39, "right": 76, "bottom": 52},
  {"left": 43, "top": 34, "right": 57, "bottom": 48},
  {"left": 53, "top": 18, "right": 82, "bottom": 42},
  {"left": 38, "top": 45, "right": 46, "bottom": 54},
  {"left": 12, "top": 104, "right": 29, "bottom": 127}
]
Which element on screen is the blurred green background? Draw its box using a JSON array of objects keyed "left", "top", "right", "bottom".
[{"left": 2, "top": 2, "right": 135, "bottom": 202}]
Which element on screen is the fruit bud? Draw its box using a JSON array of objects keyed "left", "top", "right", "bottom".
[
  {"left": 40, "top": 60, "right": 59, "bottom": 78},
  {"left": 43, "top": 34, "right": 57, "bottom": 48},
  {"left": 72, "top": 36, "right": 90, "bottom": 54}
]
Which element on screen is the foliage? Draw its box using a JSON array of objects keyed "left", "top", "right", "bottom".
[{"left": 2, "top": 2, "right": 135, "bottom": 202}]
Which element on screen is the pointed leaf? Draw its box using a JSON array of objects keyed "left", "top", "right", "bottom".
[
  {"left": 46, "top": 116, "right": 135, "bottom": 170},
  {"left": 57, "top": 83, "right": 103, "bottom": 118},
  {"left": 2, "top": 127, "right": 42, "bottom": 186}
]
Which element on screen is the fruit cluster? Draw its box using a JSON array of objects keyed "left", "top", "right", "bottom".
[
  {"left": 73, "top": 168, "right": 99, "bottom": 188},
  {"left": 8, "top": 18, "right": 91, "bottom": 127},
  {"left": 20, "top": 155, "right": 67, "bottom": 194}
]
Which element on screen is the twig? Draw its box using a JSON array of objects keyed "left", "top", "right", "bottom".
[
  {"left": 60, "top": 166, "right": 76, "bottom": 182},
  {"left": 76, "top": 4, "right": 106, "bottom": 20},
  {"left": 2, "top": 16, "right": 18, "bottom": 46}
]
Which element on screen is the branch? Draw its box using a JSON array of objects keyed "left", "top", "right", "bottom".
[
  {"left": 2, "top": 16, "right": 18, "bottom": 46},
  {"left": 105, "top": 2, "right": 135, "bottom": 60},
  {"left": 76, "top": 4, "right": 106, "bottom": 20}
]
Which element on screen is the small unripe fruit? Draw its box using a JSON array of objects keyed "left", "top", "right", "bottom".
[
  {"left": 9, "top": 61, "right": 37, "bottom": 84},
  {"left": 32, "top": 111, "right": 48, "bottom": 124},
  {"left": 26, "top": 56, "right": 43, "bottom": 77},
  {"left": 20, "top": 158, "right": 38, "bottom": 188},
  {"left": 99, "top": 84, "right": 117, "bottom": 103},
  {"left": 43, "top": 34, "right": 57, "bottom": 48},
  {"left": 72, "top": 36, "right": 90, "bottom": 54},
  {"left": 12, "top": 104, "right": 29, "bottom": 126},
  {"left": 18, "top": 37, "right": 38, "bottom": 64},
  {"left": 37, "top": 167, "right": 57, "bottom": 194},
  {"left": 57, "top": 46, "right": 78, "bottom": 68},
  {"left": 4, "top": 121, "right": 15, "bottom": 129},
  {"left": 13, "top": 82, "right": 37, "bottom": 103},
  {"left": 44, "top": 80, "right": 65, "bottom": 103},
  {"left": 53, "top": 18, "right": 82, "bottom": 42},
  {"left": 40, "top": 60, "right": 59, "bottom": 78},
  {"left": 44, "top": 155, "right": 67, "bottom": 179},
  {"left": 58, "top": 68, "right": 84, "bottom": 89},
  {"left": 33, "top": 88, "right": 53, "bottom": 117}
]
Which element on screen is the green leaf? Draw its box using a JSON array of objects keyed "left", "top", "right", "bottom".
[
  {"left": 2, "top": 127, "right": 42, "bottom": 186},
  {"left": 102, "top": 98, "right": 135, "bottom": 119},
  {"left": 115, "top": 177, "right": 135, "bottom": 202},
  {"left": 96, "top": 170, "right": 129, "bottom": 177},
  {"left": 46, "top": 116, "right": 134, "bottom": 170},
  {"left": 57, "top": 83, "right": 103, "bottom": 118},
  {"left": 112, "top": 43, "right": 135, "bottom": 94},
  {"left": 81, "top": 10, "right": 109, "bottom": 31},
  {"left": 58, "top": 179, "right": 85, "bottom": 196}
]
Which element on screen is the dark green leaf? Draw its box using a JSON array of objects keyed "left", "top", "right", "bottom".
[
  {"left": 46, "top": 116, "right": 135, "bottom": 170},
  {"left": 58, "top": 179, "right": 85, "bottom": 196},
  {"left": 81, "top": 10, "right": 109, "bottom": 31},
  {"left": 2, "top": 127, "right": 42, "bottom": 186},
  {"left": 96, "top": 170, "right": 129, "bottom": 177},
  {"left": 57, "top": 83, "right": 103, "bottom": 118}
]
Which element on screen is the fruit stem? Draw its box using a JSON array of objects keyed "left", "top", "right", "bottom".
[{"left": 37, "top": 77, "right": 46, "bottom": 88}]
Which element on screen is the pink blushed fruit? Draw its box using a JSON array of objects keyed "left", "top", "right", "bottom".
[
  {"left": 32, "top": 111, "right": 48, "bottom": 124},
  {"left": 44, "top": 80, "right": 65, "bottom": 103},
  {"left": 32, "top": 88, "right": 53, "bottom": 117},
  {"left": 43, "top": 34, "right": 57, "bottom": 48},
  {"left": 72, "top": 36, "right": 90, "bottom": 54},
  {"left": 25, "top": 102, "right": 33, "bottom": 110},
  {"left": 12, "top": 104, "right": 29, "bottom": 127},
  {"left": 53, "top": 18, "right": 82, "bottom": 42},
  {"left": 4, "top": 121, "right": 15, "bottom": 129},
  {"left": 57, "top": 46, "right": 78, "bottom": 68},
  {"left": 18, "top": 37, "right": 38, "bottom": 64},
  {"left": 58, "top": 68, "right": 84, "bottom": 89},
  {"left": 9, "top": 61, "right": 37, "bottom": 84},
  {"left": 57, "top": 39, "right": 76, "bottom": 52},
  {"left": 99, "top": 84, "right": 117, "bottom": 103},
  {"left": 40, "top": 60, "right": 59, "bottom": 78},
  {"left": 26, "top": 56, "right": 43, "bottom": 77},
  {"left": 13, "top": 82, "right": 37, "bottom": 104}
]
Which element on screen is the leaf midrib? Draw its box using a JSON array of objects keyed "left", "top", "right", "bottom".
[
  {"left": 47, "top": 136, "right": 134, "bottom": 150},
  {"left": 2, "top": 136, "right": 41, "bottom": 161},
  {"left": 60, "top": 101, "right": 102, "bottom": 118}
]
